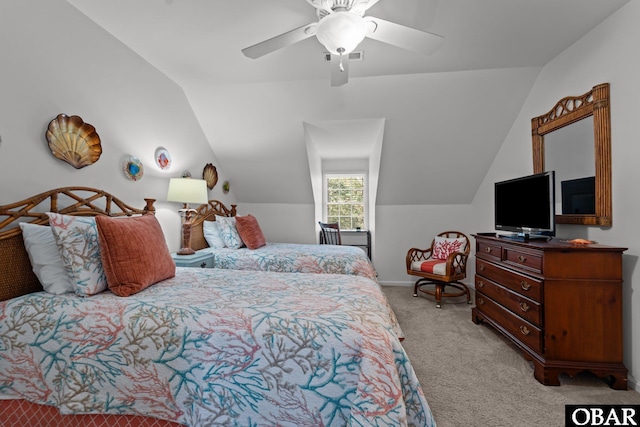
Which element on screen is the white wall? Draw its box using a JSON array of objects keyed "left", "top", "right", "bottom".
[
  {"left": 236, "top": 203, "right": 316, "bottom": 244},
  {"left": 0, "top": 0, "right": 235, "bottom": 251},
  {"left": 375, "top": 204, "right": 475, "bottom": 284},
  {"left": 2, "top": 0, "right": 638, "bottom": 390},
  {"left": 470, "top": 1, "right": 640, "bottom": 390}
]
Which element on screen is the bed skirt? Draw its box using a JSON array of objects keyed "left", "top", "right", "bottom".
[{"left": 0, "top": 399, "right": 184, "bottom": 427}]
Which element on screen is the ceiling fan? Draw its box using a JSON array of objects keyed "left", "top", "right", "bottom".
[{"left": 241, "top": 0, "right": 444, "bottom": 86}]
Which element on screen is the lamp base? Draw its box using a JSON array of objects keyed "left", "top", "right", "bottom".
[
  {"left": 177, "top": 211, "right": 196, "bottom": 256},
  {"left": 176, "top": 248, "right": 196, "bottom": 256}
]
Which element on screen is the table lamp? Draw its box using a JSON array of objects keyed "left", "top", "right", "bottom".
[{"left": 167, "top": 178, "right": 208, "bottom": 255}]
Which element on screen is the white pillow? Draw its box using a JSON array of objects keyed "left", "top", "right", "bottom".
[
  {"left": 203, "top": 220, "right": 225, "bottom": 249},
  {"left": 432, "top": 236, "right": 467, "bottom": 260},
  {"left": 19, "top": 222, "right": 74, "bottom": 295},
  {"left": 47, "top": 212, "right": 108, "bottom": 297},
  {"left": 215, "top": 215, "right": 244, "bottom": 249}
]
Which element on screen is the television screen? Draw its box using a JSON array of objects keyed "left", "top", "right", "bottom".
[{"left": 494, "top": 171, "right": 555, "bottom": 238}]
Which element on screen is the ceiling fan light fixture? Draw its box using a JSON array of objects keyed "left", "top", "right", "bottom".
[{"left": 315, "top": 11, "right": 367, "bottom": 56}]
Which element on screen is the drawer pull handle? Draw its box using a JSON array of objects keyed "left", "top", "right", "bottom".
[
  {"left": 477, "top": 280, "right": 485, "bottom": 288},
  {"left": 517, "top": 255, "right": 527, "bottom": 263},
  {"left": 520, "top": 281, "right": 531, "bottom": 291},
  {"left": 520, "top": 325, "right": 531, "bottom": 336},
  {"left": 519, "top": 302, "right": 530, "bottom": 312},
  {"left": 479, "top": 264, "right": 486, "bottom": 272},
  {"left": 485, "top": 247, "right": 492, "bottom": 253},
  {"left": 477, "top": 298, "right": 485, "bottom": 306},
  {"left": 200, "top": 262, "right": 207, "bottom": 268}
]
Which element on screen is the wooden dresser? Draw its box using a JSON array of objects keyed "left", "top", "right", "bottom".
[{"left": 471, "top": 234, "right": 627, "bottom": 389}]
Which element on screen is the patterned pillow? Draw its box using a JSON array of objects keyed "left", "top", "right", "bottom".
[
  {"left": 203, "top": 220, "right": 225, "bottom": 249},
  {"left": 215, "top": 215, "right": 244, "bottom": 249},
  {"left": 432, "top": 236, "right": 467, "bottom": 260},
  {"left": 47, "top": 213, "right": 107, "bottom": 297},
  {"left": 19, "top": 222, "right": 74, "bottom": 295}
]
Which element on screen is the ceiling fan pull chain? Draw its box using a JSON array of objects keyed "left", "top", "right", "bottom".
[{"left": 337, "top": 47, "right": 345, "bottom": 72}]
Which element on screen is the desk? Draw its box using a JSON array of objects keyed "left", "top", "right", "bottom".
[{"left": 341, "top": 230, "right": 371, "bottom": 260}]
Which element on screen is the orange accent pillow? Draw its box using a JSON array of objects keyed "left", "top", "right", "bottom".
[
  {"left": 95, "top": 214, "right": 175, "bottom": 297},
  {"left": 235, "top": 214, "right": 267, "bottom": 250}
]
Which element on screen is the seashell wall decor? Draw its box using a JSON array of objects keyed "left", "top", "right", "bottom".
[
  {"left": 155, "top": 146, "right": 172, "bottom": 170},
  {"left": 203, "top": 163, "right": 218, "bottom": 189},
  {"left": 46, "top": 114, "right": 102, "bottom": 169},
  {"left": 122, "top": 155, "right": 144, "bottom": 181}
]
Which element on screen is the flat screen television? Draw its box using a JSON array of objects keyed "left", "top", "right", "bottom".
[{"left": 494, "top": 171, "right": 555, "bottom": 240}]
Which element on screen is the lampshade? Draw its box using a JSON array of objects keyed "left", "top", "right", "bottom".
[
  {"left": 167, "top": 178, "right": 208, "bottom": 204},
  {"left": 316, "top": 11, "right": 367, "bottom": 56}
]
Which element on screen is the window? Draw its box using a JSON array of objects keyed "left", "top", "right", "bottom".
[{"left": 324, "top": 174, "right": 366, "bottom": 230}]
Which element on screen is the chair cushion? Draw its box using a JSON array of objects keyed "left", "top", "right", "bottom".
[
  {"left": 432, "top": 236, "right": 467, "bottom": 260},
  {"left": 411, "top": 259, "right": 447, "bottom": 275}
]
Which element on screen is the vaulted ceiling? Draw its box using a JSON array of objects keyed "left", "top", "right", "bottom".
[{"left": 67, "top": 0, "right": 629, "bottom": 205}]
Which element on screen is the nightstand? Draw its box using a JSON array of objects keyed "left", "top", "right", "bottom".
[{"left": 171, "top": 251, "right": 214, "bottom": 268}]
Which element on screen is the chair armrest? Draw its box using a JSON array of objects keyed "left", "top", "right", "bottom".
[
  {"left": 406, "top": 247, "right": 433, "bottom": 270},
  {"left": 445, "top": 251, "right": 469, "bottom": 276}
]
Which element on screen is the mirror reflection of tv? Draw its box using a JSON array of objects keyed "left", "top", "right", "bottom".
[
  {"left": 561, "top": 176, "right": 595, "bottom": 214},
  {"left": 494, "top": 171, "right": 555, "bottom": 241}
]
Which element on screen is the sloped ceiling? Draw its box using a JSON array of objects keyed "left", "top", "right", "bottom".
[{"left": 67, "top": 0, "right": 629, "bottom": 205}]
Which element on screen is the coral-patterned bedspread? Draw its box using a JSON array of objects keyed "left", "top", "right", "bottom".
[
  {"left": 203, "top": 242, "right": 377, "bottom": 280},
  {"left": 0, "top": 268, "right": 433, "bottom": 426}
]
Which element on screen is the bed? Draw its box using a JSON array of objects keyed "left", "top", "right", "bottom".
[
  {"left": 0, "top": 187, "right": 435, "bottom": 427},
  {"left": 189, "top": 200, "right": 377, "bottom": 281}
]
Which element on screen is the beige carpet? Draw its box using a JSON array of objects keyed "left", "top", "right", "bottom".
[{"left": 381, "top": 285, "right": 640, "bottom": 427}]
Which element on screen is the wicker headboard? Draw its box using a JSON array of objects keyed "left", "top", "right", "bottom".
[
  {"left": 190, "top": 200, "right": 237, "bottom": 251},
  {"left": 0, "top": 187, "right": 155, "bottom": 301}
]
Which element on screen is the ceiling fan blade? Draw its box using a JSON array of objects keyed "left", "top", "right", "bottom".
[
  {"left": 364, "top": 16, "right": 443, "bottom": 56},
  {"left": 358, "top": 0, "right": 382, "bottom": 12},
  {"left": 242, "top": 23, "right": 317, "bottom": 59}
]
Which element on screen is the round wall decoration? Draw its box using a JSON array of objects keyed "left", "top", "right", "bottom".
[
  {"left": 203, "top": 163, "right": 218, "bottom": 189},
  {"left": 154, "top": 147, "right": 172, "bottom": 170},
  {"left": 46, "top": 114, "right": 102, "bottom": 169},
  {"left": 122, "top": 156, "right": 144, "bottom": 181}
]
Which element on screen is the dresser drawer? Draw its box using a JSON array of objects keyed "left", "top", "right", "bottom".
[
  {"left": 172, "top": 251, "right": 214, "bottom": 268},
  {"left": 475, "top": 275, "right": 541, "bottom": 326},
  {"left": 476, "top": 240, "right": 502, "bottom": 262},
  {"left": 503, "top": 246, "right": 543, "bottom": 273},
  {"left": 475, "top": 292, "right": 542, "bottom": 354},
  {"left": 476, "top": 259, "right": 542, "bottom": 302}
]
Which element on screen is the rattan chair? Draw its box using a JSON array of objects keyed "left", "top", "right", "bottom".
[
  {"left": 406, "top": 231, "right": 471, "bottom": 308},
  {"left": 318, "top": 222, "right": 342, "bottom": 245}
]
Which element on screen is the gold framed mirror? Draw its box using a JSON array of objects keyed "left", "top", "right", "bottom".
[{"left": 531, "top": 83, "right": 611, "bottom": 226}]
